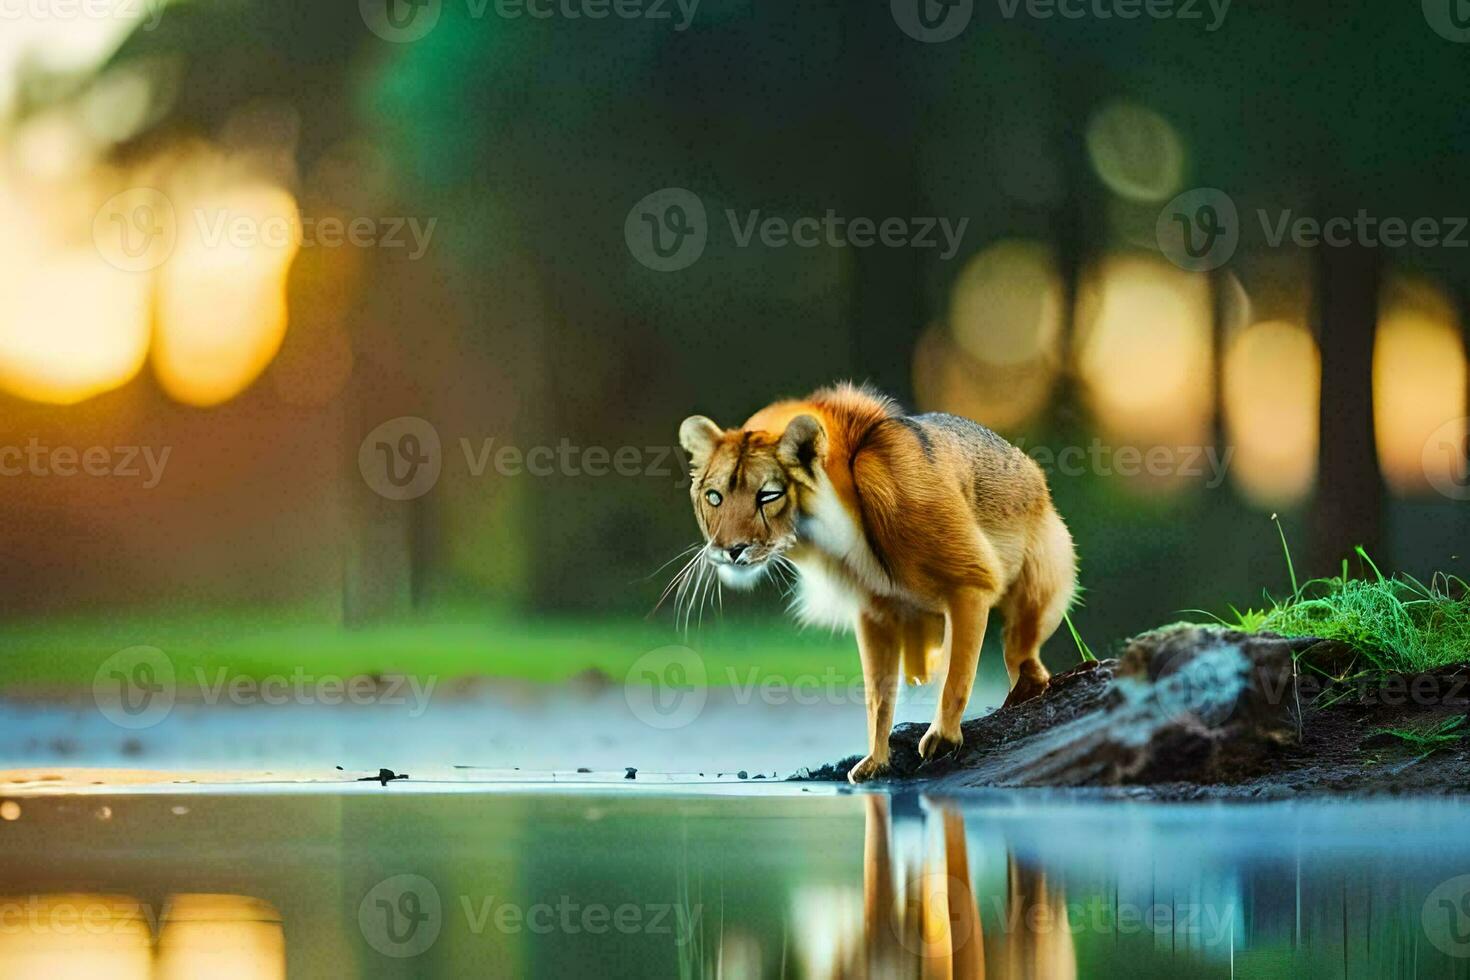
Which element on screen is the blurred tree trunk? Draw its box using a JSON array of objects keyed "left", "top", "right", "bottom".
[
  {"left": 840, "top": 5, "right": 920, "bottom": 403},
  {"left": 1311, "top": 240, "right": 1382, "bottom": 574},
  {"left": 341, "top": 371, "right": 416, "bottom": 627},
  {"left": 1050, "top": 74, "right": 1098, "bottom": 434}
]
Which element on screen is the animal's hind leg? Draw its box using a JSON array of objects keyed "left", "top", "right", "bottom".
[{"left": 999, "top": 512, "right": 1076, "bottom": 709}]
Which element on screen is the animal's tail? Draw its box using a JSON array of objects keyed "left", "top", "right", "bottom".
[{"left": 901, "top": 616, "right": 946, "bottom": 685}]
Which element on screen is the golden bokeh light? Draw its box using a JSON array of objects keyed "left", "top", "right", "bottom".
[
  {"left": 1074, "top": 253, "right": 1213, "bottom": 448},
  {"left": 153, "top": 183, "right": 301, "bottom": 407},
  {"left": 1223, "top": 319, "right": 1320, "bottom": 506},
  {"left": 0, "top": 181, "right": 152, "bottom": 404},
  {"left": 1374, "top": 277, "right": 1468, "bottom": 495},
  {"left": 949, "top": 240, "right": 1064, "bottom": 368},
  {"left": 915, "top": 240, "right": 1062, "bottom": 431},
  {"left": 914, "top": 324, "right": 1056, "bottom": 432}
]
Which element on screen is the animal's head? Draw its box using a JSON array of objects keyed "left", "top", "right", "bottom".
[{"left": 677, "top": 412, "right": 827, "bottom": 589}]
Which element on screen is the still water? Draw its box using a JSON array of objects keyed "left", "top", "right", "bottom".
[{"left": 2, "top": 786, "right": 1469, "bottom": 978}]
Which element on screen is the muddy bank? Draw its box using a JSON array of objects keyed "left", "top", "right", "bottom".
[{"left": 800, "top": 625, "right": 1470, "bottom": 799}]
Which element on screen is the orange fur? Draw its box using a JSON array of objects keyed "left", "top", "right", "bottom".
[{"left": 679, "top": 383, "right": 1077, "bottom": 784}]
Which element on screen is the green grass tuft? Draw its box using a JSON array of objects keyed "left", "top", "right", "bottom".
[
  {"left": 1062, "top": 610, "right": 1097, "bottom": 663},
  {"left": 1194, "top": 520, "right": 1470, "bottom": 677},
  {"left": 1371, "top": 715, "right": 1466, "bottom": 758},
  {"left": 1253, "top": 567, "right": 1470, "bottom": 674}
]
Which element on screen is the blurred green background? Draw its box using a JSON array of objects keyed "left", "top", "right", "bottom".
[{"left": 1, "top": 0, "right": 1467, "bottom": 687}]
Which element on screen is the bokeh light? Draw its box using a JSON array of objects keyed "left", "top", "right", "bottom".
[
  {"left": 156, "top": 893, "right": 286, "bottom": 980},
  {"left": 153, "top": 183, "right": 301, "bottom": 407},
  {"left": 1223, "top": 319, "right": 1320, "bottom": 506},
  {"left": 915, "top": 240, "right": 1062, "bottom": 431},
  {"left": 0, "top": 894, "right": 153, "bottom": 979},
  {"left": 1085, "top": 101, "right": 1185, "bottom": 204},
  {"left": 1374, "top": 276, "right": 1468, "bottom": 495},
  {"left": 0, "top": 181, "right": 152, "bottom": 404},
  {"left": 1074, "top": 253, "right": 1213, "bottom": 449}
]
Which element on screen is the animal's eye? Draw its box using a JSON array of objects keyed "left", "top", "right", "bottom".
[
  {"left": 757, "top": 487, "right": 785, "bottom": 506},
  {"left": 704, "top": 490, "right": 722, "bottom": 507}
]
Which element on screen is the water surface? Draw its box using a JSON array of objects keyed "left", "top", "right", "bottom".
[{"left": 2, "top": 786, "right": 1469, "bottom": 977}]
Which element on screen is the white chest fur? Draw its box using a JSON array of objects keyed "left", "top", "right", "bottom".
[{"left": 788, "top": 476, "right": 890, "bottom": 629}]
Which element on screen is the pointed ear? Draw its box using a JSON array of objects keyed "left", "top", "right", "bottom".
[
  {"left": 678, "top": 415, "right": 723, "bottom": 470},
  {"left": 777, "top": 414, "right": 827, "bottom": 482}
]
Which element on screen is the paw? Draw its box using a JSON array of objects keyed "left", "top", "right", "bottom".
[
  {"left": 918, "top": 724, "right": 963, "bottom": 762},
  {"left": 847, "top": 755, "right": 891, "bottom": 785},
  {"left": 1002, "top": 670, "right": 1050, "bottom": 710}
]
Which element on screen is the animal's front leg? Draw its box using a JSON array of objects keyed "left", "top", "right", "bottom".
[
  {"left": 848, "top": 611, "right": 901, "bottom": 784},
  {"left": 919, "top": 587, "right": 992, "bottom": 761}
]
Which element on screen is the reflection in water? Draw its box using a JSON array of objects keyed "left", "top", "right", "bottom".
[
  {"left": 0, "top": 894, "right": 152, "bottom": 980},
  {"left": 806, "top": 795, "right": 1076, "bottom": 979},
  {"left": 157, "top": 894, "right": 286, "bottom": 980},
  {"left": 5, "top": 791, "right": 1470, "bottom": 977},
  {"left": 0, "top": 891, "right": 284, "bottom": 980}
]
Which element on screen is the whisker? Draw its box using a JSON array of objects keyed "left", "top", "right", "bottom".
[
  {"left": 650, "top": 548, "right": 704, "bottom": 619},
  {"left": 638, "top": 543, "right": 703, "bottom": 583},
  {"left": 679, "top": 558, "right": 708, "bottom": 636}
]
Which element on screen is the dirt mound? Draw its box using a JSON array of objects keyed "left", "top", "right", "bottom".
[{"left": 799, "top": 625, "right": 1470, "bottom": 799}]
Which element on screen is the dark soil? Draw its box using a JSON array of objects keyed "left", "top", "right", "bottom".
[{"left": 797, "top": 626, "right": 1470, "bottom": 799}]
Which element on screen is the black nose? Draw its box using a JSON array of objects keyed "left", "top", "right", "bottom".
[{"left": 727, "top": 544, "right": 749, "bottom": 562}]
